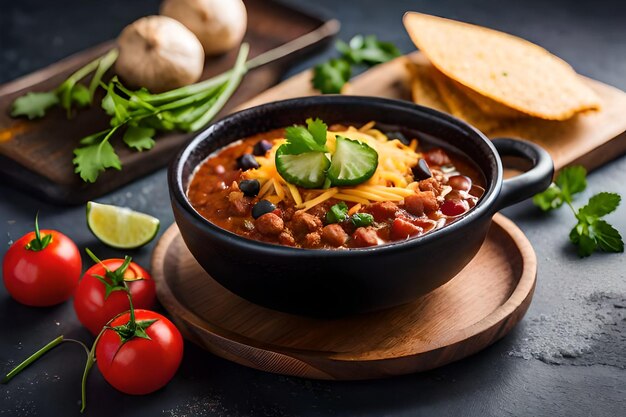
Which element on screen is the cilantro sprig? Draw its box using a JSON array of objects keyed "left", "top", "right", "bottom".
[
  {"left": 312, "top": 35, "right": 401, "bottom": 94},
  {"left": 11, "top": 39, "right": 308, "bottom": 183},
  {"left": 533, "top": 166, "right": 623, "bottom": 257},
  {"left": 11, "top": 49, "right": 118, "bottom": 119},
  {"left": 73, "top": 43, "right": 249, "bottom": 182}
]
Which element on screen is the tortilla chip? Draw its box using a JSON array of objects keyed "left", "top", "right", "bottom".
[
  {"left": 403, "top": 12, "right": 601, "bottom": 120},
  {"left": 405, "top": 60, "right": 449, "bottom": 113},
  {"left": 429, "top": 66, "right": 505, "bottom": 134},
  {"left": 452, "top": 81, "right": 526, "bottom": 118}
]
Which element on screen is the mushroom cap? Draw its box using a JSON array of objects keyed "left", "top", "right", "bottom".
[
  {"left": 160, "top": 0, "right": 247, "bottom": 56},
  {"left": 115, "top": 15, "right": 205, "bottom": 93}
]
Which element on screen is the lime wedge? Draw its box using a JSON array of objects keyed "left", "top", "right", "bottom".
[{"left": 86, "top": 202, "right": 160, "bottom": 249}]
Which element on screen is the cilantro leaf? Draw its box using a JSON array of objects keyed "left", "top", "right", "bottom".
[
  {"left": 123, "top": 126, "right": 156, "bottom": 151},
  {"left": 79, "top": 130, "right": 109, "bottom": 146},
  {"left": 556, "top": 165, "right": 587, "bottom": 203},
  {"left": 284, "top": 119, "right": 328, "bottom": 154},
  {"left": 306, "top": 118, "right": 328, "bottom": 147},
  {"left": 101, "top": 92, "right": 116, "bottom": 116},
  {"left": 10, "top": 92, "right": 59, "bottom": 119},
  {"left": 338, "top": 35, "right": 401, "bottom": 66},
  {"left": 535, "top": 165, "right": 623, "bottom": 258},
  {"left": 533, "top": 184, "right": 565, "bottom": 211},
  {"left": 569, "top": 223, "right": 597, "bottom": 257},
  {"left": 578, "top": 192, "right": 621, "bottom": 219},
  {"left": 73, "top": 133, "right": 121, "bottom": 182},
  {"left": 312, "top": 58, "right": 351, "bottom": 94},
  {"left": 591, "top": 220, "right": 624, "bottom": 253},
  {"left": 351, "top": 212, "right": 374, "bottom": 227},
  {"left": 71, "top": 84, "right": 92, "bottom": 107},
  {"left": 326, "top": 202, "right": 349, "bottom": 224}
]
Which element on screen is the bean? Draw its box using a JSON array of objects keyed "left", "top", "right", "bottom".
[
  {"left": 441, "top": 199, "right": 470, "bottom": 216},
  {"left": 236, "top": 154, "right": 260, "bottom": 170},
  {"left": 253, "top": 140, "right": 273, "bottom": 156},
  {"left": 252, "top": 199, "right": 276, "bottom": 219},
  {"left": 412, "top": 159, "right": 432, "bottom": 180},
  {"left": 239, "top": 179, "right": 260, "bottom": 197},
  {"left": 448, "top": 175, "right": 472, "bottom": 191}
]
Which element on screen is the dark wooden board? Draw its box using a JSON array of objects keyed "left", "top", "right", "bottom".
[
  {"left": 0, "top": 0, "right": 339, "bottom": 204},
  {"left": 151, "top": 214, "right": 537, "bottom": 380}
]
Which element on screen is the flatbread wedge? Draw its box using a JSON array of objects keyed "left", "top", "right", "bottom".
[{"left": 403, "top": 12, "right": 601, "bottom": 120}]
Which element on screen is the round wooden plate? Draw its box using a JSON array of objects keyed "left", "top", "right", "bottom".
[{"left": 151, "top": 214, "right": 536, "bottom": 380}]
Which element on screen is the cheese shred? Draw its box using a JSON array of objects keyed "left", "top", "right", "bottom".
[{"left": 243, "top": 123, "right": 422, "bottom": 211}]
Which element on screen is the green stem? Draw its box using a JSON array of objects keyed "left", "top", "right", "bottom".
[
  {"left": 25, "top": 212, "right": 52, "bottom": 251},
  {"left": 80, "top": 329, "right": 104, "bottom": 413},
  {"left": 63, "top": 54, "right": 106, "bottom": 87},
  {"left": 188, "top": 43, "right": 249, "bottom": 131},
  {"left": 144, "top": 37, "right": 296, "bottom": 105},
  {"left": 88, "top": 49, "right": 119, "bottom": 100},
  {"left": 2, "top": 336, "right": 89, "bottom": 384}
]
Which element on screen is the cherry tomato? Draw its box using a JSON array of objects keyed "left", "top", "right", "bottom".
[
  {"left": 96, "top": 309, "right": 183, "bottom": 395},
  {"left": 74, "top": 258, "right": 156, "bottom": 335},
  {"left": 3, "top": 225, "right": 81, "bottom": 307}
]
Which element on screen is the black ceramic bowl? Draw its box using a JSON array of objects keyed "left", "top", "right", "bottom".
[{"left": 170, "top": 96, "right": 553, "bottom": 316}]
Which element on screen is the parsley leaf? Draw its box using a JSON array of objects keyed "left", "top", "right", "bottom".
[
  {"left": 10, "top": 92, "right": 59, "bottom": 119},
  {"left": 283, "top": 118, "right": 328, "bottom": 154},
  {"left": 312, "top": 59, "right": 351, "bottom": 94},
  {"left": 534, "top": 165, "right": 623, "bottom": 257},
  {"left": 123, "top": 126, "right": 156, "bottom": 151}
]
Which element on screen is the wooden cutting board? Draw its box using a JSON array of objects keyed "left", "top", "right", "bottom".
[
  {"left": 239, "top": 52, "right": 626, "bottom": 171},
  {"left": 151, "top": 214, "right": 536, "bottom": 379},
  {"left": 0, "top": 0, "right": 339, "bottom": 204}
]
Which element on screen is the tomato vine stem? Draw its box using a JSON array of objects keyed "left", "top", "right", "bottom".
[{"left": 1, "top": 336, "right": 89, "bottom": 384}]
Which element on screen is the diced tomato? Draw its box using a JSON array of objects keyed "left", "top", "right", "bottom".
[
  {"left": 352, "top": 227, "right": 379, "bottom": 247},
  {"left": 390, "top": 218, "right": 423, "bottom": 240}
]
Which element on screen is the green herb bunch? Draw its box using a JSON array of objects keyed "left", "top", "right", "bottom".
[
  {"left": 533, "top": 165, "right": 623, "bottom": 257},
  {"left": 73, "top": 44, "right": 249, "bottom": 182},
  {"left": 312, "top": 35, "right": 401, "bottom": 94}
]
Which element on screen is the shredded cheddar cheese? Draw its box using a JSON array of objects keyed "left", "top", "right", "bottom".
[{"left": 243, "top": 123, "right": 422, "bottom": 211}]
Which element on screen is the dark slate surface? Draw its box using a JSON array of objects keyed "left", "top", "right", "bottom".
[{"left": 1, "top": 0, "right": 625, "bottom": 416}]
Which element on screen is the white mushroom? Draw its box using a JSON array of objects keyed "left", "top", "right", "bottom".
[
  {"left": 160, "top": 0, "right": 247, "bottom": 56},
  {"left": 115, "top": 15, "right": 204, "bottom": 93}
]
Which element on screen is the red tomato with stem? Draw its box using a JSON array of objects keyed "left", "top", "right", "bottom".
[
  {"left": 95, "top": 309, "right": 183, "bottom": 395},
  {"left": 74, "top": 253, "right": 156, "bottom": 335},
  {"left": 3, "top": 216, "right": 81, "bottom": 306}
]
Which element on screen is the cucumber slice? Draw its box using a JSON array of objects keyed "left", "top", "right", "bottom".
[
  {"left": 327, "top": 136, "right": 378, "bottom": 186},
  {"left": 275, "top": 146, "right": 330, "bottom": 188}
]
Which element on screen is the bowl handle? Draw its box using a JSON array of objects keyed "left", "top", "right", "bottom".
[{"left": 492, "top": 138, "right": 554, "bottom": 211}]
